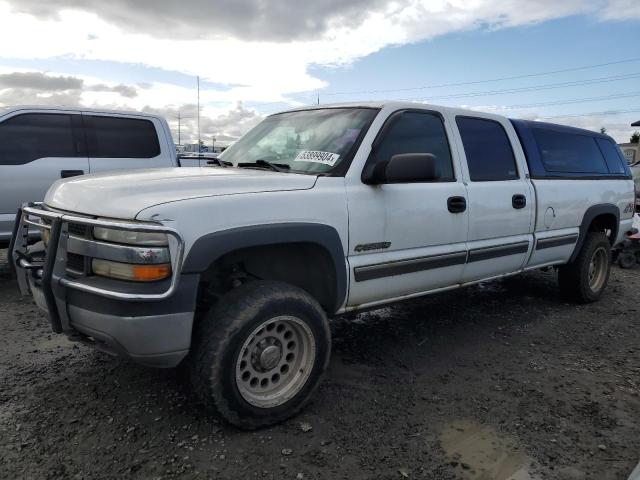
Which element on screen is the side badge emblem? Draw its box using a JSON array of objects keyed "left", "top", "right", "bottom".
[{"left": 354, "top": 242, "right": 391, "bottom": 253}]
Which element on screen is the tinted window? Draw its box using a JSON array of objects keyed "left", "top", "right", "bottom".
[
  {"left": 456, "top": 117, "right": 518, "bottom": 181},
  {"left": 371, "top": 111, "right": 454, "bottom": 181},
  {"left": 532, "top": 128, "right": 608, "bottom": 174},
  {"left": 596, "top": 138, "right": 626, "bottom": 174},
  {"left": 85, "top": 116, "right": 160, "bottom": 158},
  {"left": 0, "top": 113, "right": 77, "bottom": 165}
]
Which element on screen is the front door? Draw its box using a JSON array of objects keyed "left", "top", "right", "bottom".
[
  {"left": 346, "top": 109, "right": 469, "bottom": 309},
  {"left": 450, "top": 114, "right": 534, "bottom": 283}
]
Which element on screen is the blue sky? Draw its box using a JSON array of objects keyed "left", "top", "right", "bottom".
[
  {"left": 258, "top": 16, "right": 640, "bottom": 138},
  {"left": 0, "top": 0, "right": 638, "bottom": 143}
]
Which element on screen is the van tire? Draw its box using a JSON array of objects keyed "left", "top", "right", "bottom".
[
  {"left": 558, "top": 232, "right": 611, "bottom": 303},
  {"left": 189, "top": 280, "right": 331, "bottom": 429}
]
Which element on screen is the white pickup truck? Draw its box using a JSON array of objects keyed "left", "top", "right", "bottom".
[{"left": 11, "top": 102, "right": 635, "bottom": 428}]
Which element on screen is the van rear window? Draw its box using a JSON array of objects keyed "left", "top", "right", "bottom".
[{"left": 532, "top": 128, "right": 608, "bottom": 174}]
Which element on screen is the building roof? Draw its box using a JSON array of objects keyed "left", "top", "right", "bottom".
[{"left": 632, "top": 120, "right": 640, "bottom": 126}]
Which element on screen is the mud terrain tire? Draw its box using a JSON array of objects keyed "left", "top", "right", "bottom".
[{"left": 189, "top": 280, "right": 331, "bottom": 429}]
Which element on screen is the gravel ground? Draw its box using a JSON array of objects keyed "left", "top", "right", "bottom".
[{"left": 1, "top": 248, "right": 639, "bottom": 480}]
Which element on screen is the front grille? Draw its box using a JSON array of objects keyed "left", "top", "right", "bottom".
[
  {"left": 68, "top": 223, "right": 88, "bottom": 237},
  {"left": 66, "top": 252, "right": 86, "bottom": 274}
]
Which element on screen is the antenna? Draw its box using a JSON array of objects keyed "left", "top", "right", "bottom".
[{"left": 317, "top": 90, "right": 320, "bottom": 105}]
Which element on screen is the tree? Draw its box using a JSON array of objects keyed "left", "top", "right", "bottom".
[
  {"left": 631, "top": 131, "right": 640, "bottom": 144},
  {"left": 600, "top": 127, "right": 607, "bottom": 134}
]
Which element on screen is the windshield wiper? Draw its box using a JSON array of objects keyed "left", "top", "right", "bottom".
[
  {"left": 237, "top": 159, "right": 290, "bottom": 172},
  {"left": 205, "top": 158, "right": 232, "bottom": 167}
]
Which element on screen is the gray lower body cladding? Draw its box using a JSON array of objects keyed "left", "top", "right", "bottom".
[
  {"left": 29, "top": 272, "right": 199, "bottom": 368},
  {"left": 69, "top": 307, "right": 193, "bottom": 368}
]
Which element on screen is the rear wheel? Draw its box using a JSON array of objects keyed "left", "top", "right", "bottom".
[
  {"left": 189, "top": 280, "right": 331, "bottom": 429},
  {"left": 558, "top": 232, "right": 611, "bottom": 303}
]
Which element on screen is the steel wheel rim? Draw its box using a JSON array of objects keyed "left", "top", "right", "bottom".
[
  {"left": 235, "top": 315, "right": 316, "bottom": 408},
  {"left": 588, "top": 246, "right": 608, "bottom": 292}
]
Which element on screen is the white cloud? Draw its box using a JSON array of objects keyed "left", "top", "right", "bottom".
[
  {"left": 0, "top": 0, "right": 637, "bottom": 143},
  {"left": 599, "top": 0, "right": 640, "bottom": 20},
  {"left": 0, "top": 0, "right": 610, "bottom": 102}
]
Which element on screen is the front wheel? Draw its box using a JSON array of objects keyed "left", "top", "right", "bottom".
[
  {"left": 558, "top": 232, "right": 611, "bottom": 303},
  {"left": 189, "top": 281, "right": 331, "bottom": 429}
]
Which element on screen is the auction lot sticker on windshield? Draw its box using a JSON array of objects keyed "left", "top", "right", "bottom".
[{"left": 294, "top": 150, "right": 340, "bottom": 166}]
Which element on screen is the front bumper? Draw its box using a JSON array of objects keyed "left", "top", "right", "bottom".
[{"left": 11, "top": 203, "right": 197, "bottom": 368}]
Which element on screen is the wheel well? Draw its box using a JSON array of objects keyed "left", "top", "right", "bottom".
[
  {"left": 195, "top": 242, "right": 338, "bottom": 315},
  {"left": 588, "top": 213, "right": 618, "bottom": 245}
]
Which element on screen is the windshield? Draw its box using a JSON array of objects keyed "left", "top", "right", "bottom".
[{"left": 219, "top": 108, "right": 378, "bottom": 174}]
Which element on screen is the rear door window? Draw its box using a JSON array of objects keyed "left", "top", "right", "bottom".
[
  {"left": 532, "top": 128, "right": 608, "bottom": 174},
  {"left": 456, "top": 117, "right": 519, "bottom": 181},
  {"left": 84, "top": 115, "right": 160, "bottom": 158},
  {"left": 0, "top": 113, "right": 79, "bottom": 165}
]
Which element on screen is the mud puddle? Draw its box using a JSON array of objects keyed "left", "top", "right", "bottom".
[{"left": 440, "top": 420, "right": 540, "bottom": 480}]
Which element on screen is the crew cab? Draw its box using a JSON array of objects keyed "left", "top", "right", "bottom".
[
  {"left": 0, "top": 106, "right": 201, "bottom": 247},
  {"left": 11, "top": 102, "right": 634, "bottom": 429}
]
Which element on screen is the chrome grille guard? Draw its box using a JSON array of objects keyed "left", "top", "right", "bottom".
[{"left": 11, "top": 202, "right": 185, "bottom": 306}]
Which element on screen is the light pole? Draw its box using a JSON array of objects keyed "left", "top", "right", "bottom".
[
  {"left": 174, "top": 111, "right": 193, "bottom": 149},
  {"left": 197, "top": 76, "right": 201, "bottom": 153}
]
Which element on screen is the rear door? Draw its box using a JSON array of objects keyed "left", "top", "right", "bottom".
[
  {"left": 83, "top": 114, "right": 174, "bottom": 174},
  {"left": 0, "top": 111, "right": 88, "bottom": 241},
  {"left": 450, "top": 114, "right": 534, "bottom": 283}
]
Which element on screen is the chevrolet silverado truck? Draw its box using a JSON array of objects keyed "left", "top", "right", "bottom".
[{"left": 11, "top": 102, "right": 635, "bottom": 428}]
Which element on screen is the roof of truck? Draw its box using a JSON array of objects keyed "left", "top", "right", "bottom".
[
  {"left": 0, "top": 105, "right": 165, "bottom": 120},
  {"left": 274, "top": 101, "right": 509, "bottom": 119},
  {"left": 275, "top": 101, "right": 612, "bottom": 139},
  {"left": 511, "top": 118, "right": 613, "bottom": 140}
]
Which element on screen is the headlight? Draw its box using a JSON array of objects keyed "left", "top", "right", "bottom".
[
  {"left": 90, "top": 221, "right": 172, "bottom": 282},
  {"left": 92, "top": 259, "right": 171, "bottom": 282},
  {"left": 93, "top": 226, "right": 168, "bottom": 246}
]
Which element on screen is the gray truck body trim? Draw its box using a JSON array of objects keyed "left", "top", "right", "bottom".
[
  {"left": 353, "top": 251, "right": 467, "bottom": 282},
  {"left": 569, "top": 204, "right": 620, "bottom": 262},
  {"left": 535, "top": 234, "right": 579, "bottom": 250},
  {"left": 354, "top": 241, "right": 531, "bottom": 283},
  {"left": 68, "top": 306, "right": 193, "bottom": 368},
  {"left": 182, "top": 223, "right": 347, "bottom": 313},
  {"left": 467, "top": 241, "right": 530, "bottom": 263}
]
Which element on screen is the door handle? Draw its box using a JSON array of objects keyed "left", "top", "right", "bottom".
[
  {"left": 60, "top": 170, "right": 84, "bottom": 178},
  {"left": 512, "top": 194, "right": 527, "bottom": 209},
  {"left": 447, "top": 196, "right": 467, "bottom": 213}
]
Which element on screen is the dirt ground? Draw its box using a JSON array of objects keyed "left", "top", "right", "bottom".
[{"left": 1, "top": 248, "right": 639, "bottom": 480}]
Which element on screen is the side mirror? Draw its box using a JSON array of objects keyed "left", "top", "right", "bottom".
[{"left": 363, "top": 153, "right": 437, "bottom": 184}]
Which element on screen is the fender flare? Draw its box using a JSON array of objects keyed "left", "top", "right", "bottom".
[
  {"left": 570, "top": 203, "right": 620, "bottom": 262},
  {"left": 181, "top": 223, "right": 347, "bottom": 313}
]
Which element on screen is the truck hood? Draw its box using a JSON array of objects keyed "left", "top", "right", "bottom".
[{"left": 44, "top": 167, "right": 317, "bottom": 219}]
